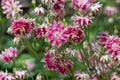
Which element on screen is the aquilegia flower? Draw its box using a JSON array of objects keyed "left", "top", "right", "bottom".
[
  {"left": 13, "top": 70, "right": 27, "bottom": 80},
  {"left": 66, "top": 27, "right": 83, "bottom": 43},
  {"left": 46, "top": 21, "right": 68, "bottom": 46},
  {"left": 97, "top": 31, "right": 108, "bottom": 46},
  {"left": 73, "top": 16, "right": 92, "bottom": 27},
  {"left": 90, "top": 2, "right": 102, "bottom": 14},
  {"left": 0, "top": 47, "right": 18, "bottom": 63},
  {"left": 72, "top": 0, "right": 90, "bottom": 11},
  {"left": 44, "top": 52, "right": 73, "bottom": 74},
  {"left": 32, "top": 7, "right": 45, "bottom": 16},
  {"left": 1, "top": 0, "right": 22, "bottom": 19},
  {"left": 105, "top": 36, "right": 120, "bottom": 55},
  {"left": 51, "top": 2, "right": 64, "bottom": 16},
  {"left": 33, "top": 26, "right": 47, "bottom": 38},
  {"left": 104, "top": 6, "right": 117, "bottom": 16},
  {"left": 0, "top": 71, "right": 15, "bottom": 80},
  {"left": 11, "top": 18, "right": 35, "bottom": 36}
]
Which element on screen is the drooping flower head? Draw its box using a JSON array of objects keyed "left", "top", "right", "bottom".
[
  {"left": 104, "top": 6, "right": 117, "bottom": 16},
  {"left": 97, "top": 31, "right": 108, "bottom": 46},
  {"left": 73, "top": 16, "right": 92, "bottom": 27},
  {"left": 105, "top": 36, "right": 120, "bottom": 55},
  {"left": 13, "top": 70, "right": 27, "bottom": 80},
  {"left": 25, "top": 60, "right": 35, "bottom": 70},
  {"left": 11, "top": 18, "right": 35, "bottom": 36},
  {"left": 72, "top": 0, "right": 90, "bottom": 11},
  {"left": 1, "top": 0, "right": 22, "bottom": 19},
  {"left": 51, "top": 2, "right": 64, "bottom": 16},
  {"left": 90, "top": 2, "right": 102, "bottom": 14},
  {"left": 33, "top": 25, "right": 47, "bottom": 38},
  {"left": 44, "top": 52, "right": 60, "bottom": 70},
  {"left": 75, "top": 72, "right": 90, "bottom": 80},
  {"left": 66, "top": 27, "right": 83, "bottom": 43},
  {"left": 0, "top": 71, "right": 15, "bottom": 80},
  {"left": 0, "top": 47, "right": 18, "bottom": 63},
  {"left": 50, "top": 0, "right": 65, "bottom": 4},
  {"left": 44, "top": 52, "right": 73, "bottom": 74},
  {"left": 88, "top": 0, "right": 96, "bottom": 3},
  {"left": 47, "top": 21, "right": 68, "bottom": 46},
  {"left": 32, "top": 7, "right": 45, "bottom": 16}
]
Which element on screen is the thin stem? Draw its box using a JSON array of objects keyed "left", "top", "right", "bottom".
[
  {"left": 27, "top": 69, "right": 34, "bottom": 80},
  {"left": 23, "top": 38, "right": 41, "bottom": 62}
]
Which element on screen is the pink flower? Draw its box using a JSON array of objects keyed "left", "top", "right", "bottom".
[
  {"left": 11, "top": 18, "right": 35, "bottom": 36},
  {"left": 75, "top": 72, "right": 90, "bottom": 80},
  {"left": 33, "top": 26, "right": 47, "bottom": 38},
  {"left": 32, "top": 7, "right": 45, "bottom": 16},
  {"left": 111, "top": 74, "right": 120, "bottom": 80},
  {"left": 0, "top": 47, "right": 18, "bottom": 63},
  {"left": 44, "top": 52, "right": 73, "bottom": 74},
  {"left": 56, "top": 59, "right": 73, "bottom": 74},
  {"left": 51, "top": 2, "right": 64, "bottom": 16},
  {"left": 13, "top": 70, "right": 27, "bottom": 79},
  {"left": 97, "top": 31, "right": 108, "bottom": 46},
  {"left": 73, "top": 16, "right": 92, "bottom": 27},
  {"left": 44, "top": 53, "right": 60, "bottom": 70},
  {"left": 66, "top": 27, "right": 83, "bottom": 43},
  {"left": 50, "top": 0, "right": 65, "bottom": 4},
  {"left": 1, "top": 0, "right": 22, "bottom": 19},
  {"left": 88, "top": 0, "right": 96, "bottom": 3},
  {"left": 104, "top": 6, "right": 117, "bottom": 16},
  {"left": 47, "top": 22, "right": 68, "bottom": 46},
  {"left": 72, "top": 0, "right": 90, "bottom": 11},
  {"left": 105, "top": 36, "right": 120, "bottom": 55},
  {"left": 26, "top": 60, "right": 35, "bottom": 70},
  {"left": 0, "top": 71, "right": 15, "bottom": 80},
  {"left": 90, "top": 2, "right": 102, "bottom": 14}
]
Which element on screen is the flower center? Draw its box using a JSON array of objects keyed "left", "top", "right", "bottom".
[
  {"left": 54, "top": 32, "right": 60, "bottom": 38},
  {"left": 112, "top": 43, "right": 119, "bottom": 50}
]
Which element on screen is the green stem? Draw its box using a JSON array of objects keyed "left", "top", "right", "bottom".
[
  {"left": 27, "top": 69, "right": 34, "bottom": 80},
  {"left": 23, "top": 38, "right": 41, "bottom": 62}
]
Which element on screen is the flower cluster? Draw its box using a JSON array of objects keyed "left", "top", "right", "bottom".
[
  {"left": 11, "top": 18, "right": 35, "bottom": 36},
  {"left": 0, "top": 70, "right": 27, "bottom": 80},
  {"left": 1, "top": 0, "right": 120, "bottom": 80},
  {"left": 104, "top": 6, "right": 117, "bottom": 16},
  {"left": 1, "top": 0, "right": 22, "bottom": 19},
  {"left": 44, "top": 52, "right": 73, "bottom": 74},
  {"left": 0, "top": 47, "right": 18, "bottom": 63},
  {"left": 72, "top": 0, "right": 102, "bottom": 27}
]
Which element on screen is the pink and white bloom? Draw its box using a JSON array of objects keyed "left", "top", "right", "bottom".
[
  {"left": 44, "top": 52, "right": 73, "bottom": 74},
  {"left": 26, "top": 60, "right": 35, "bottom": 70},
  {"left": 47, "top": 22, "right": 68, "bottom": 46},
  {"left": 0, "top": 71, "right": 15, "bottom": 80},
  {"left": 13, "top": 70, "right": 27, "bottom": 79},
  {"left": 90, "top": 2, "right": 102, "bottom": 14},
  {"left": 97, "top": 31, "right": 108, "bottom": 46},
  {"left": 50, "top": 0, "right": 65, "bottom": 4},
  {"left": 72, "top": 0, "right": 90, "bottom": 11},
  {"left": 75, "top": 72, "right": 90, "bottom": 80},
  {"left": 51, "top": 2, "right": 64, "bottom": 16},
  {"left": 0, "top": 47, "right": 18, "bottom": 63},
  {"left": 105, "top": 36, "right": 120, "bottom": 55},
  {"left": 66, "top": 27, "right": 83, "bottom": 43},
  {"left": 1, "top": 0, "right": 22, "bottom": 19},
  {"left": 32, "top": 7, "right": 45, "bottom": 16},
  {"left": 111, "top": 73, "right": 120, "bottom": 80},
  {"left": 33, "top": 26, "right": 47, "bottom": 38},
  {"left": 88, "top": 0, "right": 96, "bottom": 3},
  {"left": 73, "top": 16, "right": 92, "bottom": 27},
  {"left": 104, "top": 6, "right": 117, "bottom": 16},
  {"left": 11, "top": 18, "right": 35, "bottom": 36}
]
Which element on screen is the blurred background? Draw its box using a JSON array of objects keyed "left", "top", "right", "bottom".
[{"left": 0, "top": 0, "right": 120, "bottom": 79}]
